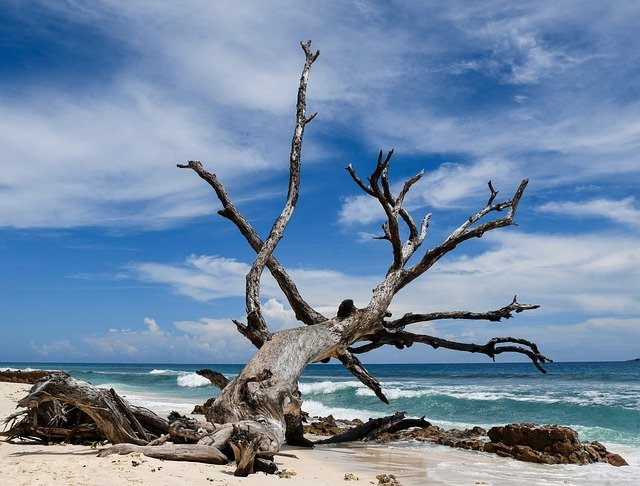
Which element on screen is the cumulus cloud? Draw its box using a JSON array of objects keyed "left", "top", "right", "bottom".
[
  {"left": 76, "top": 316, "right": 253, "bottom": 362},
  {"left": 144, "top": 317, "right": 160, "bottom": 333},
  {"left": 262, "top": 298, "right": 297, "bottom": 330}
]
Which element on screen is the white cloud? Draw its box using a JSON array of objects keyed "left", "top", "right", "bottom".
[
  {"left": 130, "top": 255, "right": 250, "bottom": 301},
  {"left": 262, "top": 298, "right": 297, "bottom": 330},
  {"left": 339, "top": 194, "right": 385, "bottom": 226},
  {"left": 173, "top": 317, "right": 252, "bottom": 359},
  {"left": 78, "top": 316, "right": 253, "bottom": 362},
  {"left": 129, "top": 254, "right": 380, "bottom": 316},
  {"left": 539, "top": 197, "right": 640, "bottom": 228},
  {"left": 29, "top": 339, "right": 81, "bottom": 358},
  {"left": 417, "top": 158, "right": 519, "bottom": 208},
  {"left": 144, "top": 317, "right": 160, "bottom": 333},
  {"left": 0, "top": 85, "right": 274, "bottom": 228},
  {"left": 128, "top": 230, "right": 640, "bottom": 325},
  {"left": 478, "top": 316, "right": 640, "bottom": 362}
]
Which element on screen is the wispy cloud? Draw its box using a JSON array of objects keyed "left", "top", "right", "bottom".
[
  {"left": 403, "top": 232, "right": 640, "bottom": 316},
  {"left": 130, "top": 255, "right": 250, "bottom": 301},
  {"left": 539, "top": 197, "right": 640, "bottom": 228}
]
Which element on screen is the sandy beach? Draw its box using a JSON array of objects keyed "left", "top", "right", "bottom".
[{"left": 2, "top": 381, "right": 640, "bottom": 485}]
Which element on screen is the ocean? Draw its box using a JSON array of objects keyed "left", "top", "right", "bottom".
[{"left": 3, "top": 361, "right": 639, "bottom": 483}]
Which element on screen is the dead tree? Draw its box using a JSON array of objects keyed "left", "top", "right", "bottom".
[
  {"left": 3, "top": 41, "right": 550, "bottom": 476},
  {"left": 175, "top": 41, "right": 549, "bottom": 470}
]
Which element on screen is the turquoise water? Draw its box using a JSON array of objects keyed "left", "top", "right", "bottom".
[{"left": 2, "top": 361, "right": 639, "bottom": 448}]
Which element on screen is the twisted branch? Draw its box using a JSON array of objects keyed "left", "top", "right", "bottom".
[
  {"left": 349, "top": 331, "right": 552, "bottom": 373},
  {"left": 243, "top": 41, "right": 320, "bottom": 346},
  {"left": 176, "top": 161, "right": 325, "bottom": 329},
  {"left": 337, "top": 351, "right": 388, "bottom": 404},
  {"left": 178, "top": 42, "right": 324, "bottom": 347},
  {"left": 400, "top": 179, "right": 528, "bottom": 289},
  {"left": 385, "top": 296, "right": 539, "bottom": 329},
  {"left": 346, "top": 151, "right": 426, "bottom": 271}
]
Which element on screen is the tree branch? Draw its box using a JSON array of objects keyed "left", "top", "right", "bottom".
[
  {"left": 176, "top": 161, "right": 325, "bottom": 328},
  {"left": 196, "top": 369, "right": 230, "bottom": 390},
  {"left": 385, "top": 296, "right": 540, "bottom": 329},
  {"left": 349, "top": 330, "right": 552, "bottom": 372},
  {"left": 401, "top": 179, "right": 528, "bottom": 289},
  {"left": 337, "top": 351, "right": 388, "bottom": 404},
  {"left": 177, "top": 43, "right": 325, "bottom": 344},
  {"left": 346, "top": 151, "right": 427, "bottom": 271},
  {"left": 243, "top": 41, "right": 320, "bottom": 346}
]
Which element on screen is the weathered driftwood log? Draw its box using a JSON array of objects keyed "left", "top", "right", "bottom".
[
  {"left": 97, "top": 443, "right": 228, "bottom": 464},
  {"left": 174, "top": 39, "right": 549, "bottom": 475}
]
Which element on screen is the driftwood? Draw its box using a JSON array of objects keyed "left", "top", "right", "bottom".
[
  {"left": 0, "top": 369, "right": 67, "bottom": 384},
  {"left": 196, "top": 369, "right": 230, "bottom": 390},
  {"left": 171, "top": 39, "right": 550, "bottom": 474},
  {"left": 1, "top": 375, "right": 168, "bottom": 445},
  {"left": 314, "top": 412, "right": 430, "bottom": 444},
  {"left": 98, "top": 443, "right": 228, "bottom": 464}
]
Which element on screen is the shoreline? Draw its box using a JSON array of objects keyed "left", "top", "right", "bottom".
[{"left": 2, "top": 382, "right": 640, "bottom": 485}]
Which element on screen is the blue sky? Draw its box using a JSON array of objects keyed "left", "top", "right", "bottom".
[{"left": 1, "top": 1, "right": 638, "bottom": 364}]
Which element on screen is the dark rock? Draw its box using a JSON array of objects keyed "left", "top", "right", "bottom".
[
  {"left": 605, "top": 453, "right": 629, "bottom": 467},
  {"left": 303, "top": 415, "right": 349, "bottom": 436},
  {"left": 483, "top": 441, "right": 511, "bottom": 456},
  {"left": 538, "top": 452, "right": 558, "bottom": 464},
  {"left": 308, "top": 417, "right": 629, "bottom": 468},
  {"left": 517, "top": 446, "right": 540, "bottom": 463},
  {"left": 488, "top": 424, "right": 578, "bottom": 451},
  {"left": 486, "top": 424, "right": 628, "bottom": 467}
]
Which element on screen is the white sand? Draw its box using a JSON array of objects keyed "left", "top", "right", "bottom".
[{"left": 3, "top": 382, "right": 639, "bottom": 485}]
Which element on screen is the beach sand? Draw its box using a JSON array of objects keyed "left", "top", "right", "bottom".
[{"left": 2, "top": 381, "right": 640, "bottom": 485}]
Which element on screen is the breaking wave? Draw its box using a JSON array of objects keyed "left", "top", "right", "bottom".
[{"left": 176, "top": 372, "right": 211, "bottom": 388}]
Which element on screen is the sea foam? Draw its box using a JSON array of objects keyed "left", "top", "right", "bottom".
[
  {"left": 149, "top": 369, "right": 181, "bottom": 375},
  {"left": 303, "top": 400, "right": 383, "bottom": 422},
  {"left": 176, "top": 372, "right": 211, "bottom": 388},
  {"left": 299, "top": 380, "right": 361, "bottom": 394}
]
